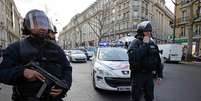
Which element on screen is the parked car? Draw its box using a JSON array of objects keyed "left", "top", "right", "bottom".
[
  {"left": 86, "top": 47, "right": 96, "bottom": 60},
  {"left": 193, "top": 54, "right": 201, "bottom": 62},
  {"left": 77, "top": 48, "right": 89, "bottom": 60},
  {"left": 67, "top": 49, "right": 87, "bottom": 63},
  {"left": 91, "top": 47, "right": 131, "bottom": 91}
]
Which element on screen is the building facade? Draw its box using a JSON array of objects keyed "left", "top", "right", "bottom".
[
  {"left": 175, "top": 0, "right": 201, "bottom": 56},
  {"left": 59, "top": 0, "right": 174, "bottom": 49},
  {"left": 0, "top": 0, "right": 22, "bottom": 48}
]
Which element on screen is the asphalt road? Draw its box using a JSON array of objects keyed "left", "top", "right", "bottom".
[{"left": 1, "top": 62, "right": 201, "bottom": 101}]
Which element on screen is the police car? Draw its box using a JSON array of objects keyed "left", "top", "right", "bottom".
[{"left": 91, "top": 46, "right": 131, "bottom": 91}]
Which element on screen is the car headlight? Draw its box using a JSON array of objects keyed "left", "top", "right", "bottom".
[{"left": 95, "top": 67, "right": 114, "bottom": 77}]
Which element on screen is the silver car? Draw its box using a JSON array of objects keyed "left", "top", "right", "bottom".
[{"left": 67, "top": 50, "right": 87, "bottom": 63}]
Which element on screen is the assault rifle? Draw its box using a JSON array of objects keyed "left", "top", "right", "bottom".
[{"left": 24, "top": 61, "right": 68, "bottom": 98}]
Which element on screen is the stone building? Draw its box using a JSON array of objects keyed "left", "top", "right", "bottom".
[
  {"left": 0, "top": 0, "right": 22, "bottom": 48},
  {"left": 59, "top": 0, "right": 174, "bottom": 49}
]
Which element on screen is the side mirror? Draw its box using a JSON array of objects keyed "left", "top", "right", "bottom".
[{"left": 159, "top": 50, "right": 163, "bottom": 54}]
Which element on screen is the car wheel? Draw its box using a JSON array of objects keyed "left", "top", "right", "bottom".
[
  {"left": 164, "top": 57, "right": 168, "bottom": 63},
  {"left": 92, "top": 70, "right": 100, "bottom": 91},
  {"left": 84, "top": 59, "right": 87, "bottom": 63}
]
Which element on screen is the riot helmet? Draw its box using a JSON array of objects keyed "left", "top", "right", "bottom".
[
  {"left": 22, "top": 9, "right": 53, "bottom": 37},
  {"left": 48, "top": 25, "right": 57, "bottom": 40},
  {"left": 135, "top": 21, "right": 152, "bottom": 39},
  {"left": 137, "top": 21, "right": 152, "bottom": 33},
  {"left": 49, "top": 25, "right": 57, "bottom": 34}
]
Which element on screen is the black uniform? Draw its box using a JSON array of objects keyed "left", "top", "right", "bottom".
[
  {"left": 128, "top": 38, "right": 162, "bottom": 101},
  {"left": 0, "top": 37, "right": 72, "bottom": 101}
]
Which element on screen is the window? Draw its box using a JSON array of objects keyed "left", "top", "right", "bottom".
[
  {"left": 181, "top": 10, "right": 187, "bottom": 22},
  {"left": 118, "top": 13, "right": 121, "bottom": 20},
  {"left": 194, "top": 25, "right": 201, "bottom": 36},
  {"left": 145, "top": 3, "right": 148, "bottom": 15},
  {"left": 119, "top": 5, "right": 121, "bottom": 10},
  {"left": 182, "top": 10, "right": 187, "bottom": 17},
  {"left": 133, "top": 1, "right": 139, "bottom": 5},
  {"left": 133, "top": 11, "right": 138, "bottom": 18},
  {"left": 196, "top": 6, "right": 201, "bottom": 17},
  {"left": 123, "top": 13, "right": 126, "bottom": 19},
  {"left": 181, "top": 0, "right": 190, "bottom": 5},
  {"left": 123, "top": 12, "right": 129, "bottom": 19},
  {"left": 181, "top": 27, "right": 186, "bottom": 37},
  {"left": 133, "top": 5, "right": 139, "bottom": 11}
]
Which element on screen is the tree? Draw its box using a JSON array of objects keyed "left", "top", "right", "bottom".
[
  {"left": 73, "top": 14, "right": 83, "bottom": 47},
  {"left": 87, "top": 0, "right": 115, "bottom": 43}
]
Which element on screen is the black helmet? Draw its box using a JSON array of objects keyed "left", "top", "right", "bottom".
[
  {"left": 22, "top": 9, "right": 53, "bottom": 37},
  {"left": 137, "top": 21, "right": 152, "bottom": 33},
  {"left": 52, "top": 25, "right": 57, "bottom": 34},
  {"left": 48, "top": 25, "right": 57, "bottom": 35}
]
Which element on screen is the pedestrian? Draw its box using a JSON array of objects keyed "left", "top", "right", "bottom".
[
  {"left": 0, "top": 9, "right": 72, "bottom": 101},
  {"left": 127, "top": 21, "right": 162, "bottom": 101},
  {"left": 0, "top": 45, "right": 2, "bottom": 90},
  {"left": 125, "top": 41, "right": 129, "bottom": 49},
  {"left": 0, "top": 45, "right": 3, "bottom": 63}
]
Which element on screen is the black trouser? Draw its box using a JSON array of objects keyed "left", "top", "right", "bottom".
[
  {"left": 12, "top": 96, "right": 63, "bottom": 101},
  {"left": 130, "top": 72, "right": 154, "bottom": 101}
]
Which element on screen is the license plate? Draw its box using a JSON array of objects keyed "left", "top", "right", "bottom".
[
  {"left": 171, "top": 57, "right": 179, "bottom": 61},
  {"left": 117, "top": 86, "right": 131, "bottom": 91}
]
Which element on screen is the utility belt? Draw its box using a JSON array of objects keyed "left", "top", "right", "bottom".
[
  {"left": 134, "top": 69, "right": 152, "bottom": 73},
  {"left": 13, "top": 97, "right": 40, "bottom": 101},
  {"left": 12, "top": 86, "right": 52, "bottom": 101},
  {"left": 141, "top": 69, "right": 152, "bottom": 73}
]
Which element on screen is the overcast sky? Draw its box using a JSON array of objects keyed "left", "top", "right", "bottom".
[{"left": 14, "top": 0, "right": 175, "bottom": 32}]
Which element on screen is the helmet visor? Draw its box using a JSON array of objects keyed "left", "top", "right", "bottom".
[{"left": 28, "top": 11, "right": 51, "bottom": 31}]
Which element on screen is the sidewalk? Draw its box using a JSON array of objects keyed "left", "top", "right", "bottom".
[{"left": 180, "top": 61, "right": 201, "bottom": 67}]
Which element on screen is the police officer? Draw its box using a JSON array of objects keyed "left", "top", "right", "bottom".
[
  {"left": 0, "top": 45, "right": 2, "bottom": 90},
  {"left": 0, "top": 45, "right": 3, "bottom": 63},
  {"left": 0, "top": 9, "right": 72, "bottom": 101},
  {"left": 128, "top": 21, "right": 162, "bottom": 101}
]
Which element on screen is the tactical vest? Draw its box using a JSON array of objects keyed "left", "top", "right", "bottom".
[
  {"left": 128, "top": 39, "right": 160, "bottom": 72},
  {"left": 141, "top": 42, "right": 160, "bottom": 72},
  {"left": 13, "top": 38, "right": 63, "bottom": 99}
]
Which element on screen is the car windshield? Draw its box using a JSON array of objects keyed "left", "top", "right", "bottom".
[
  {"left": 78, "top": 48, "right": 87, "bottom": 52},
  {"left": 71, "top": 50, "right": 84, "bottom": 54},
  {"left": 98, "top": 48, "right": 128, "bottom": 61},
  {"left": 86, "top": 47, "right": 96, "bottom": 52}
]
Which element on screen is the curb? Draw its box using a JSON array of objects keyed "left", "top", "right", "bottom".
[{"left": 180, "top": 61, "right": 201, "bottom": 65}]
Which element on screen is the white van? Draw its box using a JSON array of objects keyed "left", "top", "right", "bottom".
[{"left": 158, "top": 44, "right": 183, "bottom": 62}]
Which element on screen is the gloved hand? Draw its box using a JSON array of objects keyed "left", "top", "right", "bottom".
[
  {"left": 156, "top": 78, "right": 162, "bottom": 86},
  {"left": 50, "top": 86, "right": 63, "bottom": 97},
  {"left": 23, "top": 69, "right": 45, "bottom": 81}
]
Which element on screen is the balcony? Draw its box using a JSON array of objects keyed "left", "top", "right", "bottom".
[
  {"left": 180, "top": 0, "right": 191, "bottom": 8},
  {"left": 178, "top": 16, "right": 189, "bottom": 25}
]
